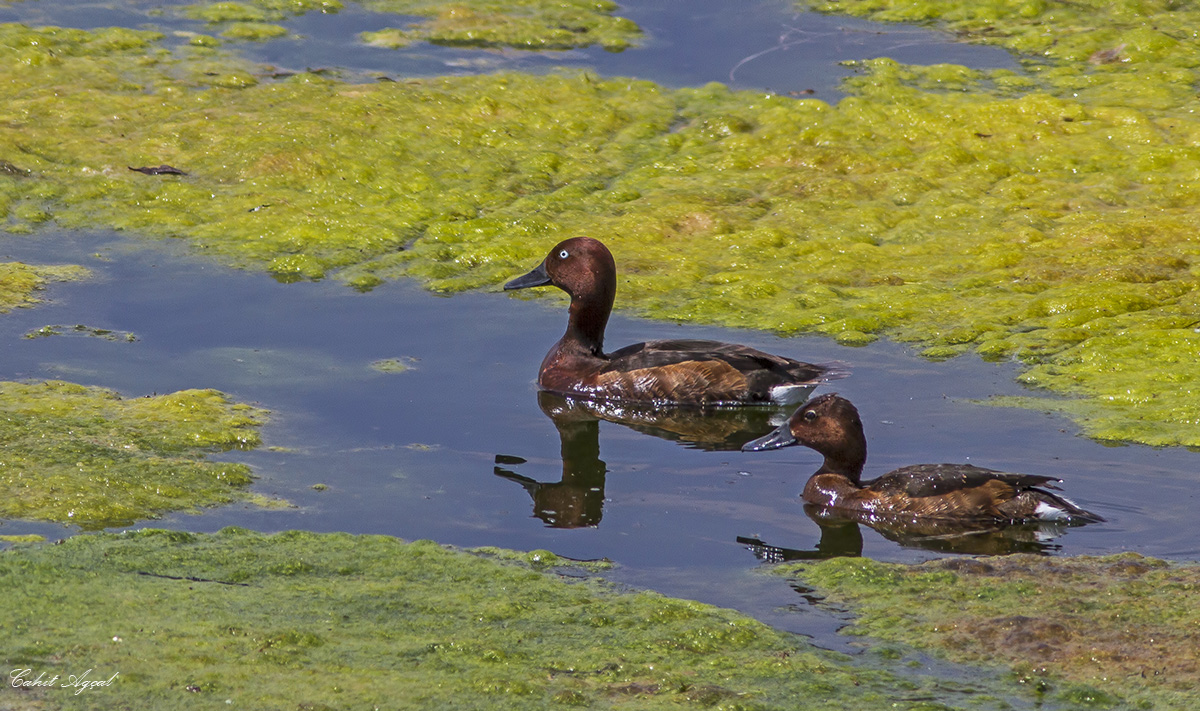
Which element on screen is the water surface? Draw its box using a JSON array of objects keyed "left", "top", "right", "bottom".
[
  {"left": 2, "top": 230, "right": 1197, "bottom": 640},
  {"left": 0, "top": 0, "right": 1019, "bottom": 100}
]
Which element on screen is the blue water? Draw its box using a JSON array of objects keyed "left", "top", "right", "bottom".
[
  {"left": 0, "top": 0, "right": 1018, "bottom": 100},
  {"left": 3, "top": 228, "right": 1196, "bottom": 607}
]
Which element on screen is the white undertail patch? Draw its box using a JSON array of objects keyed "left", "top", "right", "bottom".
[
  {"left": 1034, "top": 500, "right": 1071, "bottom": 521},
  {"left": 769, "top": 384, "right": 816, "bottom": 406}
]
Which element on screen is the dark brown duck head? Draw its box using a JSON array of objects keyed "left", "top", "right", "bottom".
[
  {"left": 504, "top": 236, "right": 616, "bottom": 357},
  {"left": 741, "top": 393, "right": 868, "bottom": 482}
]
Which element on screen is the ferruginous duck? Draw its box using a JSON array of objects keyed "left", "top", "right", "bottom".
[
  {"left": 504, "top": 237, "right": 843, "bottom": 406},
  {"left": 742, "top": 393, "right": 1104, "bottom": 524}
]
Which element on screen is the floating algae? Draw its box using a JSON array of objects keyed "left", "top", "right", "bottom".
[
  {"left": 2, "top": 5, "right": 1200, "bottom": 445},
  {"left": 0, "top": 381, "right": 267, "bottom": 529},
  {"left": 23, "top": 323, "right": 138, "bottom": 342},
  {"left": 777, "top": 553, "right": 1200, "bottom": 711},
  {"left": 2, "top": 528, "right": 1042, "bottom": 710},
  {"left": 183, "top": 0, "right": 342, "bottom": 23},
  {"left": 0, "top": 263, "right": 89, "bottom": 313},
  {"left": 183, "top": 0, "right": 342, "bottom": 41},
  {"left": 359, "top": 0, "right": 641, "bottom": 51},
  {"left": 370, "top": 355, "right": 418, "bottom": 373},
  {"left": 177, "top": 0, "right": 641, "bottom": 50}
]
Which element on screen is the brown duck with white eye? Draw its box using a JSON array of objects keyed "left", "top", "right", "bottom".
[
  {"left": 742, "top": 393, "right": 1104, "bottom": 524},
  {"left": 504, "top": 237, "right": 843, "bottom": 406}
]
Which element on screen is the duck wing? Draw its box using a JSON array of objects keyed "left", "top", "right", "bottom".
[
  {"left": 866, "top": 463, "right": 1061, "bottom": 498},
  {"left": 605, "top": 339, "right": 837, "bottom": 381},
  {"left": 596, "top": 339, "right": 841, "bottom": 405}
]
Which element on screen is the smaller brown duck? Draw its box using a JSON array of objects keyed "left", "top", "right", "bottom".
[
  {"left": 742, "top": 393, "right": 1104, "bottom": 524},
  {"left": 504, "top": 237, "right": 843, "bottom": 406}
]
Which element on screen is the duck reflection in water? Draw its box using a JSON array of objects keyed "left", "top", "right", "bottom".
[
  {"left": 738, "top": 504, "right": 1075, "bottom": 562},
  {"left": 495, "top": 392, "right": 796, "bottom": 528},
  {"left": 494, "top": 393, "right": 608, "bottom": 529},
  {"left": 538, "top": 391, "right": 794, "bottom": 452}
]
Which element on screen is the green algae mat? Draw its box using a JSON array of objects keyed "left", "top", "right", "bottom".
[
  {"left": 2, "top": 2, "right": 1199, "bottom": 448},
  {"left": 0, "top": 262, "right": 89, "bottom": 313},
  {"left": 0, "top": 381, "right": 266, "bottom": 529},
  {"left": 180, "top": 0, "right": 641, "bottom": 49},
  {"left": 0, "top": 528, "right": 1025, "bottom": 711},
  {"left": 779, "top": 553, "right": 1200, "bottom": 711},
  {"left": 0, "top": 252, "right": 270, "bottom": 530},
  {"left": 356, "top": 0, "right": 641, "bottom": 51}
]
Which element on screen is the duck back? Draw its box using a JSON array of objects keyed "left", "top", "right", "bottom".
[
  {"left": 547, "top": 338, "right": 836, "bottom": 406},
  {"left": 860, "top": 463, "right": 1103, "bottom": 523},
  {"left": 869, "top": 463, "right": 1056, "bottom": 498}
]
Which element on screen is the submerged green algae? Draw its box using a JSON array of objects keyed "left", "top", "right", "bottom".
[
  {"left": 184, "top": 0, "right": 341, "bottom": 41},
  {"left": 1, "top": 528, "right": 1036, "bottom": 710},
  {"left": 778, "top": 554, "right": 1200, "bottom": 710},
  {"left": 3, "top": 13, "right": 1200, "bottom": 446},
  {"left": 369, "top": 355, "right": 417, "bottom": 372},
  {"left": 24, "top": 323, "right": 138, "bottom": 342},
  {"left": 184, "top": 0, "right": 342, "bottom": 23},
  {"left": 359, "top": 0, "right": 641, "bottom": 51},
  {"left": 218, "top": 21, "right": 289, "bottom": 41},
  {"left": 0, "top": 533, "right": 43, "bottom": 544},
  {"left": 0, "top": 381, "right": 266, "bottom": 529},
  {"left": 0, "top": 262, "right": 89, "bottom": 313}
]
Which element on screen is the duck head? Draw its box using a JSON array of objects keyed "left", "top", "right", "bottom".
[
  {"left": 741, "top": 393, "right": 868, "bottom": 481},
  {"left": 505, "top": 237, "right": 617, "bottom": 355}
]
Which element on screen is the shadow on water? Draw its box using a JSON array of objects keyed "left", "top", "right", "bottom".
[{"left": 536, "top": 391, "right": 791, "bottom": 452}]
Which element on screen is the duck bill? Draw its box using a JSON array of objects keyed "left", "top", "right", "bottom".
[
  {"left": 741, "top": 422, "right": 797, "bottom": 452},
  {"left": 504, "top": 262, "right": 551, "bottom": 290}
]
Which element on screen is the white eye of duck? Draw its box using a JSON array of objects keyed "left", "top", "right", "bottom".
[
  {"left": 802, "top": 410, "right": 818, "bottom": 421},
  {"left": 558, "top": 249, "right": 570, "bottom": 259}
]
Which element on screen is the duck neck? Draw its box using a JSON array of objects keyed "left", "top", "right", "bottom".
[
  {"left": 815, "top": 436, "right": 867, "bottom": 485},
  {"left": 563, "top": 286, "right": 613, "bottom": 358}
]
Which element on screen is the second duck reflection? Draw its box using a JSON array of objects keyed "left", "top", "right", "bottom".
[
  {"left": 494, "top": 391, "right": 782, "bottom": 529},
  {"left": 494, "top": 392, "right": 1075, "bottom": 556}
]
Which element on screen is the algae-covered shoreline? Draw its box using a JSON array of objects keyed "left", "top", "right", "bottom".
[
  {"left": 777, "top": 553, "right": 1200, "bottom": 711},
  {"left": 0, "top": 1, "right": 1197, "bottom": 446},
  {"left": 0, "top": 528, "right": 1042, "bottom": 711},
  {"left": 5, "top": 529, "right": 1195, "bottom": 710}
]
